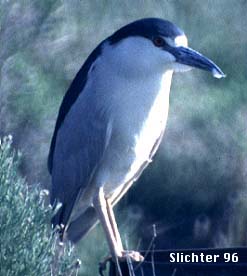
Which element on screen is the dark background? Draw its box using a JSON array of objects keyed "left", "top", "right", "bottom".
[{"left": 1, "top": 1, "right": 246, "bottom": 275}]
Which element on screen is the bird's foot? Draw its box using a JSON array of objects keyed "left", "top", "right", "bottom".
[
  {"left": 120, "top": 250, "right": 144, "bottom": 262},
  {"left": 99, "top": 251, "right": 143, "bottom": 271},
  {"left": 99, "top": 251, "right": 144, "bottom": 275}
]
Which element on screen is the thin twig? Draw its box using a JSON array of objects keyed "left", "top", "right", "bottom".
[
  {"left": 171, "top": 268, "right": 177, "bottom": 276},
  {"left": 151, "top": 242, "right": 156, "bottom": 276},
  {"left": 135, "top": 224, "right": 157, "bottom": 271},
  {"left": 115, "top": 255, "right": 123, "bottom": 276},
  {"left": 126, "top": 255, "right": 135, "bottom": 276},
  {"left": 125, "top": 236, "right": 135, "bottom": 276}
]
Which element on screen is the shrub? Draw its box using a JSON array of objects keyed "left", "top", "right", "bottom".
[{"left": 0, "top": 136, "right": 79, "bottom": 276}]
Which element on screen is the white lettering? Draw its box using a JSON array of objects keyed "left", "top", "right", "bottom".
[
  {"left": 170, "top": 253, "right": 176, "bottom": 262},
  {"left": 169, "top": 252, "right": 221, "bottom": 263}
]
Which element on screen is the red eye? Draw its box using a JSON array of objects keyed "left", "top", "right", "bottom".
[{"left": 153, "top": 37, "right": 164, "bottom": 47}]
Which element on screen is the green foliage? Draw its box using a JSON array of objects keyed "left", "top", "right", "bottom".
[{"left": 0, "top": 136, "right": 79, "bottom": 276}]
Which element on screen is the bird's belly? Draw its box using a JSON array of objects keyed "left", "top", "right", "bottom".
[{"left": 99, "top": 86, "right": 170, "bottom": 197}]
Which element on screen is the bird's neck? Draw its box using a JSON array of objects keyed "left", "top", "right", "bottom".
[
  {"left": 115, "top": 69, "right": 173, "bottom": 111},
  {"left": 89, "top": 49, "right": 174, "bottom": 128},
  {"left": 107, "top": 69, "right": 173, "bottom": 136}
]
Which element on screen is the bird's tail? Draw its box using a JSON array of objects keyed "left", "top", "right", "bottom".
[
  {"left": 51, "top": 203, "right": 68, "bottom": 241},
  {"left": 66, "top": 206, "right": 99, "bottom": 243}
]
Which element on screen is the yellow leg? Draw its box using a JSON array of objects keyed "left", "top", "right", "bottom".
[
  {"left": 93, "top": 187, "right": 144, "bottom": 263},
  {"left": 106, "top": 198, "right": 123, "bottom": 252},
  {"left": 93, "top": 187, "right": 122, "bottom": 260}
]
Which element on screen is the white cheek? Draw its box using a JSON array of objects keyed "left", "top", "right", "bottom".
[{"left": 104, "top": 37, "right": 176, "bottom": 76}]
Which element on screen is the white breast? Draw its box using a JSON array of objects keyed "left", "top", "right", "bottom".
[
  {"left": 90, "top": 44, "right": 173, "bottom": 193},
  {"left": 120, "top": 70, "right": 173, "bottom": 184},
  {"left": 74, "top": 38, "right": 174, "bottom": 195}
]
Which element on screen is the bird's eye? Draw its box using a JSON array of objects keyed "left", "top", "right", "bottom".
[{"left": 153, "top": 37, "right": 165, "bottom": 47}]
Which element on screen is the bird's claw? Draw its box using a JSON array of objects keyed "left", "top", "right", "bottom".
[
  {"left": 99, "top": 250, "right": 144, "bottom": 275},
  {"left": 119, "top": 250, "right": 144, "bottom": 262}
]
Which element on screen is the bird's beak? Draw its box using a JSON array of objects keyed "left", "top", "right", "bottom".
[{"left": 169, "top": 46, "right": 226, "bottom": 79}]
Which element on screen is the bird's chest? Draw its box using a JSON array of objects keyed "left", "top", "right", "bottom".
[
  {"left": 115, "top": 72, "right": 171, "bottom": 144},
  {"left": 124, "top": 87, "right": 169, "bottom": 178},
  {"left": 133, "top": 91, "right": 169, "bottom": 154},
  {"left": 105, "top": 72, "right": 172, "bottom": 186}
]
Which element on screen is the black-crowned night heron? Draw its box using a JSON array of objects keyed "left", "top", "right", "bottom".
[{"left": 48, "top": 18, "right": 225, "bottom": 262}]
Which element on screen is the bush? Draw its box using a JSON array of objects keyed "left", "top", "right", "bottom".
[{"left": 0, "top": 136, "right": 79, "bottom": 276}]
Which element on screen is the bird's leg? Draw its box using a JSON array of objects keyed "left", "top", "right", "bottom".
[
  {"left": 106, "top": 198, "right": 144, "bottom": 262},
  {"left": 93, "top": 187, "right": 143, "bottom": 262},
  {"left": 93, "top": 187, "right": 122, "bottom": 260},
  {"left": 105, "top": 198, "right": 124, "bottom": 252},
  {"left": 93, "top": 187, "right": 144, "bottom": 264}
]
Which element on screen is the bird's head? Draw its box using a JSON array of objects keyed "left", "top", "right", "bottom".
[{"left": 104, "top": 18, "right": 225, "bottom": 79}]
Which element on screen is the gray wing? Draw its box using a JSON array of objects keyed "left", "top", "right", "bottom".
[
  {"left": 48, "top": 41, "right": 107, "bottom": 233},
  {"left": 50, "top": 91, "right": 110, "bottom": 230},
  {"left": 48, "top": 42, "right": 104, "bottom": 174}
]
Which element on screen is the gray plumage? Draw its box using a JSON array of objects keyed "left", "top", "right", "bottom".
[{"left": 48, "top": 18, "right": 225, "bottom": 259}]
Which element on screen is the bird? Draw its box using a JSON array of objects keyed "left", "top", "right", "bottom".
[{"left": 48, "top": 18, "right": 225, "bottom": 262}]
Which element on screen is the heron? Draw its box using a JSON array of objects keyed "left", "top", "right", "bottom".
[{"left": 48, "top": 18, "right": 225, "bottom": 262}]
